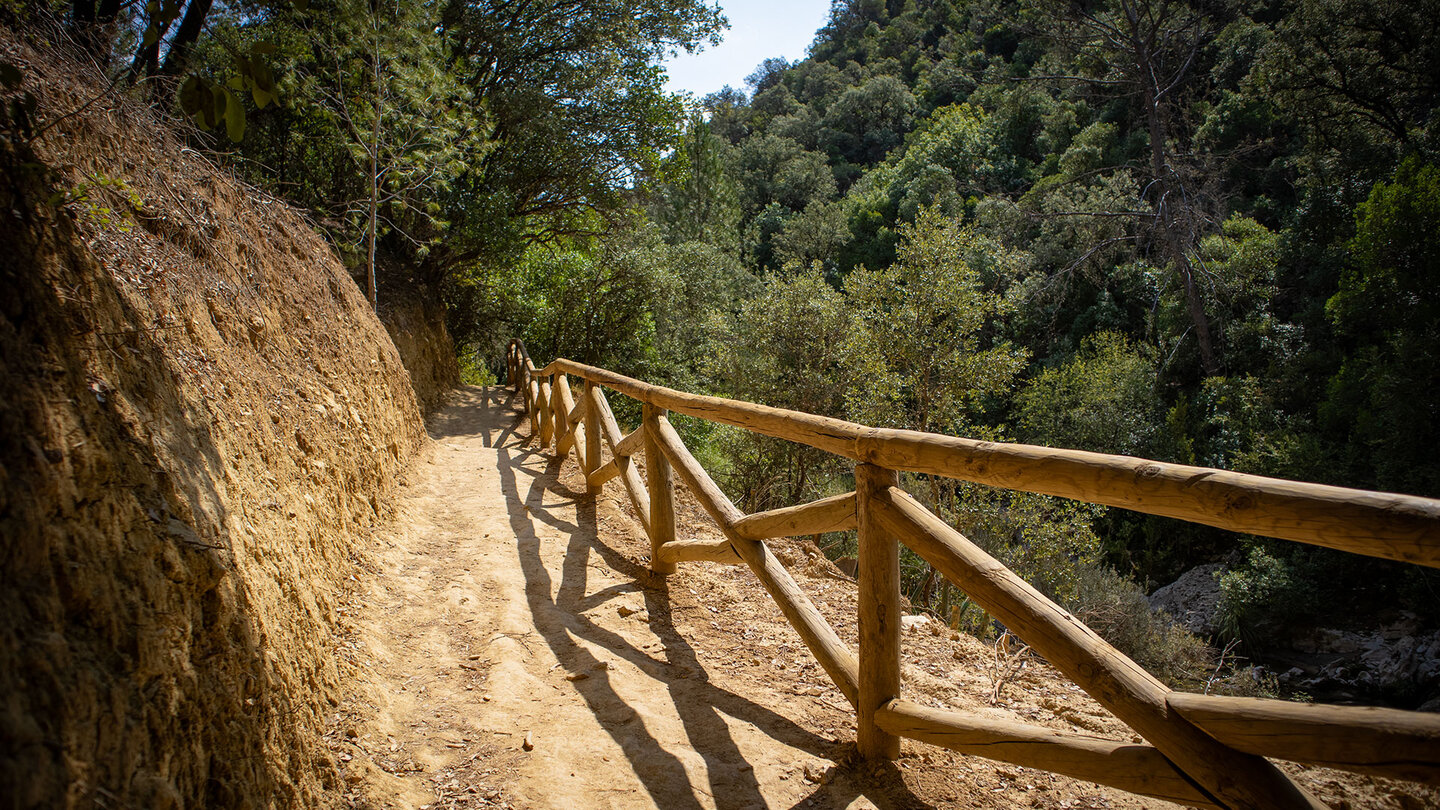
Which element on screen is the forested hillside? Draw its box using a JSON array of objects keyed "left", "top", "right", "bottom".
[{"left": 11, "top": 0, "right": 1437, "bottom": 705}]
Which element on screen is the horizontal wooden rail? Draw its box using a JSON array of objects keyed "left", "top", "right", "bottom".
[
  {"left": 875, "top": 700, "right": 1218, "bottom": 808},
  {"left": 655, "top": 537, "right": 743, "bottom": 565},
  {"left": 872, "top": 485, "right": 1322, "bottom": 809},
  {"left": 534, "top": 357, "right": 1440, "bottom": 568},
  {"left": 588, "top": 460, "right": 621, "bottom": 486},
  {"left": 613, "top": 424, "right": 646, "bottom": 458},
  {"left": 732, "top": 492, "right": 858, "bottom": 541},
  {"left": 1167, "top": 692, "right": 1440, "bottom": 784},
  {"left": 541, "top": 357, "right": 859, "bottom": 456}
]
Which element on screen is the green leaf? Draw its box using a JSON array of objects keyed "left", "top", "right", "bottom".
[
  {"left": 291, "top": 0, "right": 309, "bottom": 11},
  {"left": 198, "top": 81, "right": 222, "bottom": 130},
  {"left": 178, "top": 74, "right": 205, "bottom": 116},
  {"left": 224, "top": 89, "right": 246, "bottom": 142},
  {"left": 250, "top": 62, "right": 276, "bottom": 109},
  {"left": 142, "top": 24, "right": 159, "bottom": 48},
  {"left": 226, "top": 75, "right": 245, "bottom": 91},
  {"left": 251, "top": 42, "right": 278, "bottom": 56}
]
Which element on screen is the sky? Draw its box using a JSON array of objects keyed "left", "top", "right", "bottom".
[{"left": 662, "top": 0, "right": 835, "bottom": 100}]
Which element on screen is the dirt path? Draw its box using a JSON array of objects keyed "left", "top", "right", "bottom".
[
  {"left": 328, "top": 386, "right": 1435, "bottom": 810},
  {"left": 332, "top": 386, "right": 887, "bottom": 810}
]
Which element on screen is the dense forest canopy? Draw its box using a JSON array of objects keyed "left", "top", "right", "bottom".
[{"left": 15, "top": 0, "right": 1440, "bottom": 700}]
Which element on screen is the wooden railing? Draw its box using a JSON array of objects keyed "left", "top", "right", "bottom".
[{"left": 505, "top": 339, "right": 1440, "bottom": 809}]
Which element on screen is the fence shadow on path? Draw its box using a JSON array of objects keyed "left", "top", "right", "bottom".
[{"left": 436, "top": 385, "right": 930, "bottom": 809}]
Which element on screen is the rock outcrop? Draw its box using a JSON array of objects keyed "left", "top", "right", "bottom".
[
  {"left": 1148, "top": 562, "right": 1225, "bottom": 638},
  {"left": 1274, "top": 617, "right": 1440, "bottom": 707}
]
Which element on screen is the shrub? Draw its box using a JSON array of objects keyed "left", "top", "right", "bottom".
[
  {"left": 1215, "top": 545, "right": 1319, "bottom": 642},
  {"left": 1070, "top": 565, "right": 1212, "bottom": 688},
  {"left": 1016, "top": 331, "right": 1166, "bottom": 457}
]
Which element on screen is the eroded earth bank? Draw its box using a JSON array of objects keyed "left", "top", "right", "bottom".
[{"left": 1, "top": 33, "right": 427, "bottom": 807}]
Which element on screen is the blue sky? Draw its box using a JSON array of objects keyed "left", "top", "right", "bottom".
[{"left": 663, "top": 0, "right": 835, "bottom": 99}]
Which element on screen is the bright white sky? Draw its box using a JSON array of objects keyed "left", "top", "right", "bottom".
[{"left": 663, "top": 0, "right": 835, "bottom": 99}]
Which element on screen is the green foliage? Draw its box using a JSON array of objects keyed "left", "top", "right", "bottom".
[
  {"left": 434, "top": 0, "right": 723, "bottom": 256},
  {"left": 736, "top": 133, "right": 837, "bottom": 215},
  {"left": 771, "top": 200, "right": 850, "bottom": 273},
  {"left": 649, "top": 239, "right": 753, "bottom": 390},
  {"left": 1216, "top": 546, "right": 1317, "bottom": 643},
  {"left": 844, "top": 207, "right": 1027, "bottom": 434},
  {"left": 887, "top": 103, "right": 997, "bottom": 221},
  {"left": 1191, "top": 376, "right": 1300, "bottom": 476},
  {"left": 1343, "top": 160, "right": 1440, "bottom": 306},
  {"left": 519, "top": 226, "right": 671, "bottom": 373},
  {"left": 172, "top": 0, "right": 724, "bottom": 298},
  {"left": 711, "top": 266, "right": 854, "bottom": 509},
  {"left": 177, "top": 74, "right": 245, "bottom": 141},
  {"left": 1258, "top": 0, "right": 1440, "bottom": 156},
  {"left": 1016, "top": 331, "right": 1164, "bottom": 456},
  {"left": 50, "top": 173, "right": 144, "bottom": 232},
  {"left": 952, "top": 484, "right": 1103, "bottom": 606},
  {"left": 458, "top": 352, "right": 497, "bottom": 386},
  {"left": 820, "top": 74, "right": 918, "bottom": 164},
  {"left": 176, "top": 41, "right": 286, "bottom": 142},
  {"left": 1321, "top": 159, "right": 1440, "bottom": 495},
  {"left": 649, "top": 113, "right": 741, "bottom": 251},
  {"left": 1198, "top": 216, "right": 1296, "bottom": 375}
]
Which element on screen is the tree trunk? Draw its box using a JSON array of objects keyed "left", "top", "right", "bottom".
[
  {"left": 158, "top": 0, "right": 214, "bottom": 79},
  {"left": 366, "top": 39, "right": 381, "bottom": 308},
  {"left": 1133, "top": 14, "right": 1219, "bottom": 375}
]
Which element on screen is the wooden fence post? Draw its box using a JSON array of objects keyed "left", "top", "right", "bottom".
[
  {"left": 538, "top": 377, "right": 553, "bottom": 448},
  {"left": 644, "top": 403, "right": 676, "bottom": 575},
  {"left": 552, "top": 373, "right": 569, "bottom": 453},
  {"left": 585, "top": 380, "right": 603, "bottom": 494},
  {"left": 857, "top": 462, "right": 901, "bottom": 760},
  {"left": 527, "top": 369, "right": 540, "bottom": 437}
]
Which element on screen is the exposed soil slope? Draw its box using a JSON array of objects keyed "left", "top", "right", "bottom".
[
  {"left": 379, "top": 285, "right": 460, "bottom": 417},
  {"left": 1, "top": 33, "right": 425, "bottom": 807}
]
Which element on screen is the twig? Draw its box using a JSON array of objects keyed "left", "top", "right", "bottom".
[{"left": 1204, "top": 638, "right": 1242, "bottom": 695}]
